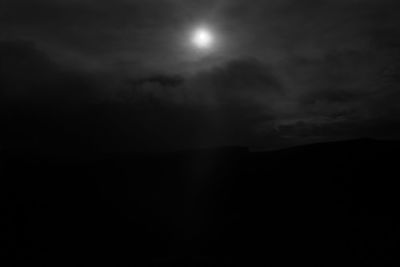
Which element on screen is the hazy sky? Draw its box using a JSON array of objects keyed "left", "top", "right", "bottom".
[{"left": 1, "top": 0, "right": 400, "bottom": 152}]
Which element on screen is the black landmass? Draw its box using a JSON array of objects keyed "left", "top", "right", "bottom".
[{"left": 2, "top": 139, "right": 400, "bottom": 266}]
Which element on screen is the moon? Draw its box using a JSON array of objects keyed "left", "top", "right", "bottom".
[{"left": 191, "top": 26, "right": 215, "bottom": 51}]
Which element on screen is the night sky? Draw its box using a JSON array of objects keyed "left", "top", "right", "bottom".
[{"left": 1, "top": 0, "right": 400, "bottom": 153}]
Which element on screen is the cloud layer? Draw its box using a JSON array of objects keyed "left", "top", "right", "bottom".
[{"left": 1, "top": 1, "right": 400, "bottom": 152}]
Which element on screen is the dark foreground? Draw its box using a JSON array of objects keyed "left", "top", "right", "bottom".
[{"left": 2, "top": 139, "right": 400, "bottom": 266}]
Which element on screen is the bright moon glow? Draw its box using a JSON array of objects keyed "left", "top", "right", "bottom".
[{"left": 191, "top": 27, "right": 215, "bottom": 50}]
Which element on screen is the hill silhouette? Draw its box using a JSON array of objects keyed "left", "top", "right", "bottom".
[{"left": 2, "top": 138, "right": 400, "bottom": 266}]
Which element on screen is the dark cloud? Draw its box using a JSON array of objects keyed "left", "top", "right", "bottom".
[
  {"left": 0, "top": 41, "right": 284, "bottom": 152},
  {"left": 115, "top": 58, "right": 285, "bottom": 149},
  {"left": 1, "top": 1, "right": 400, "bottom": 152},
  {"left": 0, "top": 40, "right": 99, "bottom": 104},
  {"left": 193, "top": 59, "right": 281, "bottom": 94}
]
